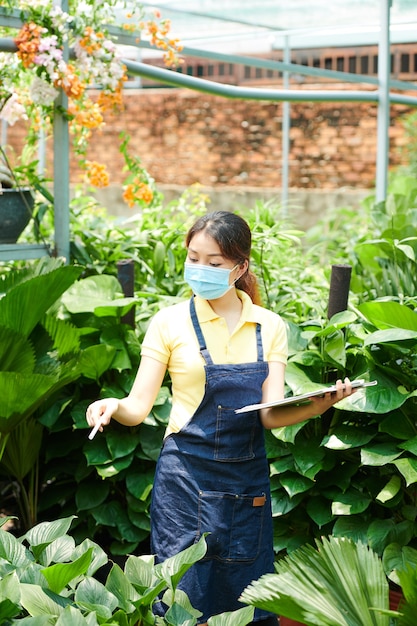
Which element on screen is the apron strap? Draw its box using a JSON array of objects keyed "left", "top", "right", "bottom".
[
  {"left": 189, "top": 296, "right": 265, "bottom": 365},
  {"left": 190, "top": 296, "right": 213, "bottom": 365}
]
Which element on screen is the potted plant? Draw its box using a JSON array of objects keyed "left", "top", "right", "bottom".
[{"left": 0, "top": 140, "right": 36, "bottom": 243}]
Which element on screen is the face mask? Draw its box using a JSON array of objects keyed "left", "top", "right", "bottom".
[{"left": 184, "top": 262, "right": 239, "bottom": 300}]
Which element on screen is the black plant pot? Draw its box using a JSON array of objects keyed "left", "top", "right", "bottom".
[{"left": 0, "top": 188, "right": 34, "bottom": 244}]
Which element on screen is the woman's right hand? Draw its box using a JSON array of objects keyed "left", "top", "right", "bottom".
[{"left": 86, "top": 397, "right": 119, "bottom": 434}]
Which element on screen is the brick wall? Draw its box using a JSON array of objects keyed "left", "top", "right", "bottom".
[{"left": 5, "top": 85, "right": 412, "bottom": 191}]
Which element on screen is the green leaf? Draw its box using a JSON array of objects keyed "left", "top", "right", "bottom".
[
  {"left": 106, "top": 563, "right": 139, "bottom": 612},
  {"left": 331, "top": 490, "right": 371, "bottom": 515},
  {"left": 306, "top": 496, "right": 333, "bottom": 528},
  {"left": 0, "top": 571, "right": 21, "bottom": 621},
  {"left": 363, "top": 328, "right": 417, "bottom": 346},
  {"left": 126, "top": 470, "right": 154, "bottom": 501},
  {"left": 376, "top": 475, "right": 402, "bottom": 503},
  {"left": 0, "top": 529, "right": 31, "bottom": 568},
  {"left": 24, "top": 517, "right": 77, "bottom": 552},
  {"left": 323, "top": 329, "right": 346, "bottom": 367},
  {"left": 0, "top": 326, "right": 35, "bottom": 373},
  {"left": 322, "top": 425, "right": 374, "bottom": 450},
  {"left": 0, "top": 266, "right": 82, "bottom": 336},
  {"left": 157, "top": 534, "right": 207, "bottom": 591},
  {"left": 208, "top": 606, "right": 254, "bottom": 626},
  {"left": 41, "top": 548, "right": 94, "bottom": 594},
  {"left": 393, "top": 457, "right": 417, "bottom": 486},
  {"left": 61, "top": 275, "right": 131, "bottom": 315},
  {"left": 55, "top": 605, "right": 90, "bottom": 626},
  {"left": 360, "top": 443, "right": 402, "bottom": 466},
  {"left": 358, "top": 301, "right": 417, "bottom": 331},
  {"left": 19, "top": 583, "right": 72, "bottom": 617},
  {"left": 280, "top": 473, "right": 314, "bottom": 498},
  {"left": 336, "top": 371, "right": 410, "bottom": 414},
  {"left": 240, "top": 536, "right": 389, "bottom": 625},
  {"left": 75, "top": 480, "right": 110, "bottom": 511},
  {"left": 74, "top": 577, "right": 118, "bottom": 618}
]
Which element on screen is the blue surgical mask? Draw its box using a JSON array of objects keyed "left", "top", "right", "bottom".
[{"left": 184, "top": 262, "right": 238, "bottom": 300}]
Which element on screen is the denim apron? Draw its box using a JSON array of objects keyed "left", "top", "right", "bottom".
[{"left": 151, "top": 297, "right": 274, "bottom": 623}]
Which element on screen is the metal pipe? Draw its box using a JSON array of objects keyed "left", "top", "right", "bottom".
[{"left": 376, "top": 0, "right": 392, "bottom": 204}]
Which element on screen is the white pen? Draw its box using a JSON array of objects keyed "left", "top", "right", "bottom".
[{"left": 88, "top": 419, "right": 105, "bottom": 440}]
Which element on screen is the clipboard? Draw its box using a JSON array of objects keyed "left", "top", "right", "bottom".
[{"left": 235, "top": 379, "right": 378, "bottom": 414}]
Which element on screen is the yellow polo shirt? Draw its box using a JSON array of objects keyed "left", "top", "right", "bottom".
[{"left": 141, "top": 291, "right": 288, "bottom": 435}]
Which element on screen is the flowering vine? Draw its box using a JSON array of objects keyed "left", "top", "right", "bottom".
[{"left": 0, "top": 0, "right": 182, "bottom": 205}]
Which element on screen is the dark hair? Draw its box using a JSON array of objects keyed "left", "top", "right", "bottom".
[{"left": 186, "top": 211, "right": 261, "bottom": 304}]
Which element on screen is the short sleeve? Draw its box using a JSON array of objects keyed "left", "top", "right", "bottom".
[
  {"left": 141, "top": 309, "right": 171, "bottom": 365},
  {"left": 264, "top": 314, "right": 288, "bottom": 364}
]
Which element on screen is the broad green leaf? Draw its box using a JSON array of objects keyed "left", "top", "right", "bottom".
[
  {"left": 71, "top": 539, "right": 108, "bottom": 578},
  {"left": 0, "top": 530, "right": 31, "bottom": 567},
  {"left": 124, "top": 553, "right": 157, "bottom": 591},
  {"left": 137, "top": 423, "right": 164, "bottom": 461},
  {"left": 358, "top": 301, "right": 417, "bottom": 331},
  {"left": 93, "top": 298, "right": 137, "bottom": 318},
  {"left": 323, "top": 329, "right": 346, "bottom": 367},
  {"left": 0, "top": 571, "right": 21, "bottom": 620},
  {"left": 55, "top": 605, "right": 90, "bottom": 626},
  {"left": 360, "top": 444, "right": 402, "bottom": 466},
  {"left": 75, "top": 480, "right": 110, "bottom": 511},
  {"left": 376, "top": 475, "right": 402, "bottom": 503},
  {"left": 280, "top": 473, "right": 314, "bottom": 498},
  {"left": 208, "top": 605, "right": 254, "bottom": 626},
  {"left": 95, "top": 453, "right": 134, "bottom": 478},
  {"left": 306, "top": 496, "right": 334, "bottom": 528},
  {"left": 393, "top": 457, "right": 417, "bottom": 486},
  {"left": 106, "top": 563, "right": 139, "bottom": 612},
  {"left": 323, "top": 425, "right": 374, "bottom": 450},
  {"left": 292, "top": 437, "right": 326, "bottom": 480},
  {"left": 106, "top": 429, "right": 141, "bottom": 459},
  {"left": 24, "top": 517, "right": 77, "bottom": 551},
  {"left": 126, "top": 470, "right": 154, "bottom": 501},
  {"left": 336, "top": 372, "right": 411, "bottom": 414},
  {"left": 157, "top": 534, "right": 207, "bottom": 591},
  {"left": 41, "top": 548, "right": 94, "bottom": 594},
  {"left": 41, "top": 536, "right": 76, "bottom": 567},
  {"left": 0, "top": 266, "right": 82, "bottom": 336},
  {"left": 271, "top": 489, "right": 303, "bottom": 516},
  {"left": 363, "top": 328, "right": 417, "bottom": 346},
  {"left": 74, "top": 576, "right": 118, "bottom": 618},
  {"left": 331, "top": 490, "right": 371, "bottom": 515},
  {"left": 61, "top": 275, "right": 127, "bottom": 314},
  {"left": 19, "top": 583, "right": 71, "bottom": 617},
  {"left": 76, "top": 345, "right": 117, "bottom": 380}
]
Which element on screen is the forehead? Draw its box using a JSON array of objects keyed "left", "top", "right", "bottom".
[{"left": 188, "top": 231, "right": 223, "bottom": 256}]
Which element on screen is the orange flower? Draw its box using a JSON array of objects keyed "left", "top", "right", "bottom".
[
  {"left": 70, "top": 99, "right": 104, "bottom": 130},
  {"left": 123, "top": 179, "right": 153, "bottom": 207},
  {"left": 55, "top": 65, "right": 85, "bottom": 100},
  {"left": 15, "top": 22, "right": 42, "bottom": 68},
  {"left": 85, "top": 160, "right": 109, "bottom": 187}
]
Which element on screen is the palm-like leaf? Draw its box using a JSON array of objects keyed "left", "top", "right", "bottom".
[
  {"left": 240, "top": 537, "right": 390, "bottom": 626},
  {"left": 0, "top": 264, "right": 82, "bottom": 336}
]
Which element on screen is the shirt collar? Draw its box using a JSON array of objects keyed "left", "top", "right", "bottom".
[{"left": 194, "top": 290, "right": 262, "bottom": 324}]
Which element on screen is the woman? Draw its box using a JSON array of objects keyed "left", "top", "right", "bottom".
[{"left": 86, "top": 210, "right": 353, "bottom": 624}]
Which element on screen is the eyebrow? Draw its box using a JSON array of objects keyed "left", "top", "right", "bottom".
[{"left": 188, "top": 246, "right": 223, "bottom": 257}]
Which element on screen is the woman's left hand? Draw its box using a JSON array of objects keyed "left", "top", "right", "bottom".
[{"left": 309, "top": 377, "right": 355, "bottom": 413}]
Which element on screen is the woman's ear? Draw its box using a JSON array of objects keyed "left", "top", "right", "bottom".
[{"left": 238, "top": 259, "right": 249, "bottom": 279}]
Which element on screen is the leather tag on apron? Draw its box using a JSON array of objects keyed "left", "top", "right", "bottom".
[{"left": 252, "top": 494, "right": 266, "bottom": 507}]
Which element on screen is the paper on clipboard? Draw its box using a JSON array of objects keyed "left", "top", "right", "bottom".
[{"left": 235, "top": 379, "right": 378, "bottom": 414}]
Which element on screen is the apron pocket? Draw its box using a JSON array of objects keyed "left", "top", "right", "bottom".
[
  {"left": 215, "top": 405, "right": 257, "bottom": 461},
  {"left": 196, "top": 490, "right": 266, "bottom": 562}
]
